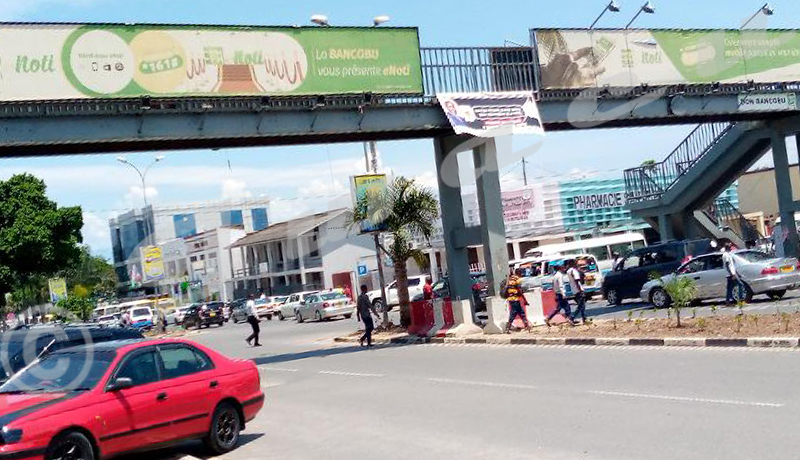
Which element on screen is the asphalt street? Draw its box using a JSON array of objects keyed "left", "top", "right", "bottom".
[{"left": 131, "top": 310, "right": 800, "bottom": 460}]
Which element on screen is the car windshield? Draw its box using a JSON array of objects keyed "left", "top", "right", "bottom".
[
  {"left": 0, "top": 350, "right": 116, "bottom": 393},
  {"left": 735, "top": 251, "right": 774, "bottom": 263},
  {"left": 131, "top": 308, "right": 150, "bottom": 317},
  {"left": 321, "top": 293, "right": 346, "bottom": 301},
  {"left": 98, "top": 315, "right": 115, "bottom": 321},
  {"left": 274, "top": 296, "right": 288, "bottom": 303}
]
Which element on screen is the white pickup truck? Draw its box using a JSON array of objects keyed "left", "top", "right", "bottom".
[{"left": 367, "top": 275, "right": 427, "bottom": 309}]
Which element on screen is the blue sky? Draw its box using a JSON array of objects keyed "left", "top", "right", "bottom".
[{"left": 0, "top": 0, "right": 798, "bottom": 259}]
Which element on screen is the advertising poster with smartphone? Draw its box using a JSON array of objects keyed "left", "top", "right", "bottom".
[
  {"left": 0, "top": 23, "right": 422, "bottom": 101},
  {"left": 534, "top": 28, "right": 800, "bottom": 89}
]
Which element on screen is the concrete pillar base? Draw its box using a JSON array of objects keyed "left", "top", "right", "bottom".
[
  {"left": 449, "top": 299, "right": 483, "bottom": 337},
  {"left": 483, "top": 296, "right": 507, "bottom": 334}
]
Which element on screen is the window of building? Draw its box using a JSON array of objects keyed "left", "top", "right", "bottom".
[
  {"left": 252, "top": 208, "right": 269, "bottom": 231},
  {"left": 221, "top": 210, "right": 244, "bottom": 227},
  {"left": 173, "top": 214, "right": 197, "bottom": 238}
]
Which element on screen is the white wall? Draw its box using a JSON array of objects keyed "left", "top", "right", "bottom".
[{"left": 319, "top": 213, "right": 375, "bottom": 289}]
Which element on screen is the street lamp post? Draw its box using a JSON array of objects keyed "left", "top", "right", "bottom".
[
  {"left": 116, "top": 155, "right": 164, "bottom": 245},
  {"left": 590, "top": 1, "right": 621, "bottom": 29},
  {"left": 625, "top": 1, "right": 655, "bottom": 29},
  {"left": 741, "top": 3, "right": 774, "bottom": 28}
]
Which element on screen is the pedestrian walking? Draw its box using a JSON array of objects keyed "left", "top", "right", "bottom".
[
  {"left": 158, "top": 309, "right": 167, "bottom": 333},
  {"left": 502, "top": 274, "right": 531, "bottom": 333},
  {"left": 343, "top": 284, "right": 353, "bottom": 302},
  {"left": 423, "top": 277, "right": 434, "bottom": 300},
  {"left": 357, "top": 285, "right": 379, "bottom": 348},
  {"left": 121, "top": 310, "right": 131, "bottom": 328},
  {"left": 245, "top": 294, "right": 262, "bottom": 347},
  {"left": 611, "top": 252, "right": 623, "bottom": 271},
  {"left": 547, "top": 264, "right": 576, "bottom": 326},
  {"left": 723, "top": 242, "right": 744, "bottom": 305},
  {"left": 567, "top": 260, "right": 587, "bottom": 323}
]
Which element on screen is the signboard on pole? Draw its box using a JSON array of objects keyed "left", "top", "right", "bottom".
[
  {"left": 351, "top": 174, "right": 389, "bottom": 233},
  {"left": 738, "top": 92, "right": 798, "bottom": 112},
  {"left": 141, "top": 245, "right": 166, "bottom": 282},
  {"left": 437, "top": 91, "right": 544, "bottom": 137},
  {"left": 48, "top": 278, "right": 68, "bottom": 303},
  {"left": 534, "top": 28, "right": 800, "bottom": 89},
  {"left": 0, "top": 24, "right": 422, "bottom": 101}
]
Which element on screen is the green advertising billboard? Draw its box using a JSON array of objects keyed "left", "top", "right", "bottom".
[
  {"left": 534, "top": 28, "right": 800, "bottom": 89},
  {"left": 1, "top": 23, "right": 422, "bottom": 101}
]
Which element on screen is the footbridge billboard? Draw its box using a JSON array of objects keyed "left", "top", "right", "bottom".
[
  {"left": 0, "top": 23, "right": 423, "bottom": 101},
  {"left": 532, "top": 28, "right": 800, "bottom": 89}
]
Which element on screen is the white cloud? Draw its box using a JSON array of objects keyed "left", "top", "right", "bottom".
[
  {"left": 81, "top": 211, "right": 111, "bottom": 255},
  {"left": 221, "top": 178, "right": 252, "bottom": 200}
]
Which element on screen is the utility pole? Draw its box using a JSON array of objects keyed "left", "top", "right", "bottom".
[
  {"left": 522, "top": 157, "right": 528, "bottom": 186},
  {"left": 363, "top": 141, "right": 390, "bottom": 325}
]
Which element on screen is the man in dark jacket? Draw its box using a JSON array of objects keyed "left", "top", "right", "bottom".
[{"left": 357, "top": 285, "right": 379, "bottom": 348}]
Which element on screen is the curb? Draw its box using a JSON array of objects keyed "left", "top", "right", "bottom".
[{"left": 333, "top": 335, "right": 800, "bottom": 349}]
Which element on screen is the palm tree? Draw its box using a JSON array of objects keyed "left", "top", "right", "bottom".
[{"left": 349, "top": 177, "right": 439, "bottom": 327}]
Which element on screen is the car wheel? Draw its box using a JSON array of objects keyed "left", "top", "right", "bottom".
[
  {"left": 296, "top": 312, "right": 304, "bottom": 323},
  {"left": 267, "top": 314, "right": 272, "bottom": 321},
  {"left": 46, "top": 431, "right": 95, "bottom": 460},
  {"left": 372, "top": 299, "right": 384, "bottom": 311},
  {"left": 232, "top": 317, "right": 238, "bottom": 324},
  {"left": 344, "top": 313, "right": 353, "bottom": 319},
  {"left": 315, "top": 310, "right": 324, "bottom": 322},
  {"left": 606, "top": 288, "right": 622, "bottom": 306},
  {"left": 768, "top": 289, "right": 787, "bottom": 301},
  {"left": 204, "top": 402, "right": 241, "bottom": 455},
  {"left": 650, "top": 288, "right": 672, "bottom": 309},
  {"left": 278, "top": 312, "right": 285, "bottom": 321}
]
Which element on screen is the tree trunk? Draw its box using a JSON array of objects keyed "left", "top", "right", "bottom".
[{"left": 395, "top": 261, "right": 411, "bottom": 328}]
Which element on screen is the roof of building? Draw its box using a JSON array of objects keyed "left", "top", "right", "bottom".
[{"left": 230, "top": 208, "right": 348, "bottom": 248}]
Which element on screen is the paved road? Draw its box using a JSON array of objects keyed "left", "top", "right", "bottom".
[{"left": 133, "top": 312, "right": 800, "bottom": 460}]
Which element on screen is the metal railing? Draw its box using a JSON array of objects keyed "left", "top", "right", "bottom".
[
  {"left": 709, "top": 199, "right": 763, "bottom": 244},
  {"left": 421, "top": 47, "right": 536, "bottom": 97},
  {"left": 624, "top": 122, "right": 734, "bottom": 204}
]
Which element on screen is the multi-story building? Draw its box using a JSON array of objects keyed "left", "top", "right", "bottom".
[
  {"left": 184, "top": 228, "right": 246, "bottom": 302},
  {"left": 227, "top": 209, "right": 375, "bottom": 298},
  {"left": 109, "top": 197, "right": 270, "bottom": 296}
]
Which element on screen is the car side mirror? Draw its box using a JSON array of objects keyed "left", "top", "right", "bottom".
[{"left": 108, "top": 377, "right": 133, "bottom": 392}]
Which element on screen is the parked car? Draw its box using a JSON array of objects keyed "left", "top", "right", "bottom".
[
  {"left": 129, "top": 306, "right": 154, "bottom": 330},
  {"left": 411, "top": 272, "right": 489, "bottom": 311},
  {"left": 231, "top": 302, "right": 249, "bottom": 323},
  {"left": 515, "top": 254, "right": 604, "bottom": 297},
  {"left": 296, "top": 292, "right": 355, "bottom": 322},
  {"left": 171, "top": 306, "right": 192, "bottom": 325},
  {"left": 641, "top": 250, "right": 800, "bottom": 308},
  {"left": 277, "top": 291, "right": 319, "bottom": 321},
  {"left": 0, "top": 324, "right": 143, "bottom": 384},
  {"left": 97, "top": 314, "right": 121, "bottom": 327},
  {"left": 257, "top": 296, "right": 287, "bottom": 320},
  {"left": 602, "top": 239, "right": 714, "bottom": 305},
  {"left": 367, "top": 275, "right": 428, "bottom": 309},
  {"left": 0, "top": 338, "right": 264, "bottom": 459},
  {"left": 183, "top": 302, "right": 226, "bottom": 329}
]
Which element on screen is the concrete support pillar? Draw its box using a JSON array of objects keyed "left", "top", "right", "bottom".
[
  {"left": 773, "top": 129, "right": 799, "bottom": 257},
  {"left": 434, "top": 136, "right": 473, "bottom": 303},
  {"left": 297, "top": 237, "right": 307, "bottom": 286},
  {"left": 428, "top": 250, "right": 438, "bottom": 282},
  {"left": 473, "top": 138, "right": 509, "bottom": 297},
  {"left": 658, "top": 214, "right": 673, "bottom": 242},
  {"left": 512, "top": 241, "right": 522, "bottom": 261}
]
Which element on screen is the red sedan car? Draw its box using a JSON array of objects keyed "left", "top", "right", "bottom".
[{"left": 0, "top": 338, "right": 264, "bottom": 460}]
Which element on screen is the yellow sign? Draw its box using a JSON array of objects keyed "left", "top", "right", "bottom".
[
  {"left": 48, "top": 278, "right": 68, "bottom": 303},
  {"left": 352, "top": 174, "right": 388, "bottom": 233},
  {"left": 141, "top": 245, "right": 166, "bottom": 282}
]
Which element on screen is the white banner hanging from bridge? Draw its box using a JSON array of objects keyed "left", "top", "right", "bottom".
[{"left": 437, "top": 91, "right": 544, "bottom": 138}]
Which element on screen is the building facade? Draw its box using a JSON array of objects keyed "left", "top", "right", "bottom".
[
  {"left": 109, "top": 197, "right": 270, "bottom": 295},
  {"left": 228, "top": 209, "right": 376, "bottom": 299}
]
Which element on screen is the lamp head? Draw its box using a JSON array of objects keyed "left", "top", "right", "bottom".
[
  {"left": 373, "top": 15, "right": 390, "bottom": 26},
  {"left": 642, "top": 1, "right": 655, "bottom": 13},
  {"left": 762, "top": 3, "right": 774, "bottom": 15},
  {"left": 310, "top": 14, "right": 329, "bottom": 26},
  {"left": 116, "top": 157, "right": 128, "bottom": 164},
  {"left": 155, "top": 156, "right": 165, "bottom": 162},
  {"left": 608, "top": 1, "right": 621, "bottom": 12}
]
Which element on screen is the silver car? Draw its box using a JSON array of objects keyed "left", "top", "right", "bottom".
[
  {"left": 641, "top": 250, "right": 800, "bottom": 308},
  {"left": 296, "top": 292, "right": 355, "bottom": 323}
]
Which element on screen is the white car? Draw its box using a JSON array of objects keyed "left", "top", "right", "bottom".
[
  {"left": 257, "top": 296, "right": 288, "bottom": 319},
  {"left": 97, "top": 314, "right": 120, "bottom": 327},
  {"left": 171, "top": 306, "right": 191, "bottom": 325},
  {"left": 296, "top": 292, "right": 355, "bottom": 323},
  {"left": 367, "top": 275, "right": 427, "bottom": 309},
  {"left": 277, "top": 291, "right": 319, "bottom": 321}
]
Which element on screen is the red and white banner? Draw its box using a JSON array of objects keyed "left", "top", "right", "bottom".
[{"left": 437, "top": 91, "right": 544, "bottom": 138}]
